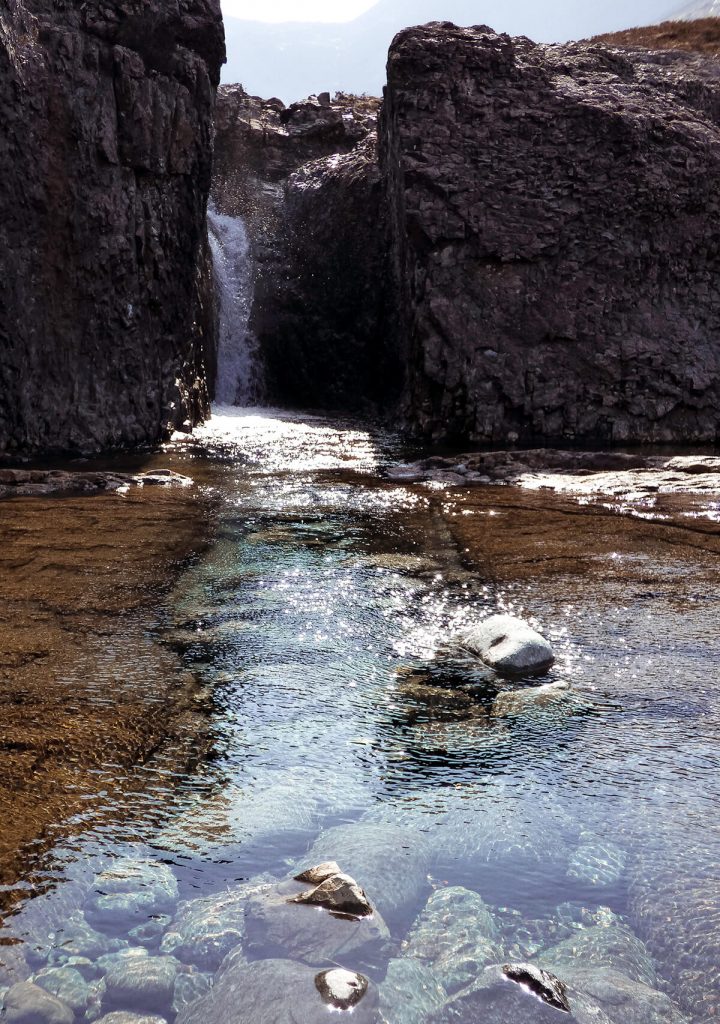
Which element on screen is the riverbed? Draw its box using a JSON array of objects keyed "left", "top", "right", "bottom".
[{"left": 0, "top": 406, "right": 718, "bottom": 1024}]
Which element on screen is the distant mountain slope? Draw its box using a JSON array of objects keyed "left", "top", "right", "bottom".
[
  {"left": 222, "top": 0, "right": 677, "bottom": 100},
  {"left": 670, "top": 0, "right": 720, "bottom": 16},
  {"left": 594, "top": 16, "right": 720, "bottom": 54}
]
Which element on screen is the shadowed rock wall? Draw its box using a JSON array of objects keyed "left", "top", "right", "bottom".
[
  {"left": 213, "top": 89, "right": 399, "bottom": 408},
  {"left": 380, "top": 24, "right": 720, "bottom": 444},
  {"left": 0, "top": 0, "right": 224, "bottom": 455}
]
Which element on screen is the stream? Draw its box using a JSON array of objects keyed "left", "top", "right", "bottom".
[{"left": 0, "top": 405, "right": 719, "bottom": 1023}]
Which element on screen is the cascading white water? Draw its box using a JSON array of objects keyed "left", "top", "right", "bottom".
[{"left": 207, "top": 207, "right": 264, "bottom": 406}]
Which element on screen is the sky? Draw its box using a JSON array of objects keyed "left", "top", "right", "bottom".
[{"left": 220, "top": 0, "right": 378, "bottom": 20}]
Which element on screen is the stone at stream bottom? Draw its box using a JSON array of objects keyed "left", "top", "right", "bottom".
[
  {"left": 289, "top": 871, "right": 373, "bottom": 917},
  {"left": 32, "top": 967, "right": 91, "bottom": 1014},
  {"left": 461, "top": 615, "right": 555, "bottom": 676},
  {"left": 102, "top": 956, "right": 178, "bottom": 1015},
  {"left": 85, "top": 861, "right": 179, "bottom": 933},
  {"left": 46, "top": 915, "right": 128, "bottom": 966},
  {"left": 2, "top": 981, "right": 74, "bottom": 1024},
  {"left": 540, "top": 917, "right": 657, "bottom": 988},
  {"left": 401, "top": 887, "right": 503, "bottom": 994},
  {"left": 171, "top": 972, "right": 213, "bottom": 1016},
  {"left": 491, "top": 681, "right": 574, "bottom": 718},
  {"left": 556, "top": 967, "right": 689, "bottom": 1024},
  {"left": 243, "top": 879, "right": 389, "bottom": 966},
  {"left": 160, "top": 879, "right": 272, "bottom": 971},
  {"left": 299, "top": 822, "right": 431, "bottom": 927},
  {"left": 379, "top": 958, "right": 447, "bottom": 1024},
  {"left": 175, "top": 956, "right": 380, "bottom": 1024}
]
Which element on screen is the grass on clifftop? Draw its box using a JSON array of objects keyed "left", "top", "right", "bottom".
[{"left": 592, "top": 17, "right": 720, "bottom": 56}]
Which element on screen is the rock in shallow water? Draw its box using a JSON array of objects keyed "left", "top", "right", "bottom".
[
  {"left": 379, "top": 958, "right": 447, "bottom": 1024},
  {"left": 32, "top": 967, "right": 90, "bottom": 1014},
  {"left": 2, "top": 981, "right": 74, "bottom": 1024},
  {"left": 315, "top": 968, "right": 369, "bottom": 1010},
  {"left": 85, "top": 861, "right": 179, "bottom": 933},
  {"left": 244, "top": 879, "right": 389, "bottom": 966},
  {"left": 401, "top": 886, "right": 502, "bottom": 994},
  {"left": 176, "top": 957, "right": 380, "bottom": 1024},
  {"left": 502, "top": 963, "right": 570, "bottom": 1012},
  {"left": 462, "top": 615, "right": 555, "bottom": 676},
  {"left": 300, "top": 822, "right": 431, "bottom": 927},
  {"left": 289, "top": 871, "right": 373, "bottom": 917},
  {"left": 102, "top": 956, "right": 178, "bottom": 1015}
]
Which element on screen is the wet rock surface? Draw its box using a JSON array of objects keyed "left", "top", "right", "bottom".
[
  {"left": 0, "top": 470, "right": 192, "bottom": 501},
  {"left": 381, "top": 24, "right": 720, "bottom": 445},
  {"left": 176, "top": 957, "right": 380, "bottom": 1024},
  {"left": 289, "top": 870, "right": 373, "bottom": 917},
  {"left": 502, "top": 963, "right": 570, "bottom": 1012},
  {"left": 314, "top": 967, "right": 369, "bottom": 1010},
  {"left": 401, "top": 887, "right": 502, "bottom": 994},
  {"left": 0, "top": 0, "right": 224, "bottom": 455},
  {"left": 461, "top": 614, "right": 555, "bottom": 676}
]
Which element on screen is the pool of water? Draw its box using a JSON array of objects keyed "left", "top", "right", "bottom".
[{"left": 1, "top": 406, "right": 718, "bottom": 1024}]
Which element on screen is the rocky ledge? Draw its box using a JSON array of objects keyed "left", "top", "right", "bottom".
[
  {"left": 387, "top": 451, "right": 720, "bottom": 500},
  {"left": 0, "top": 469, "right": 192, "bottom": 500},
  {"left": 0, "top": 0, "right": 225, "bottom": 455}
]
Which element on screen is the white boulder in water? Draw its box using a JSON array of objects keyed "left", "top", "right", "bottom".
[{"left": 463, "top": 614, "right": 554, "bottom": 676}]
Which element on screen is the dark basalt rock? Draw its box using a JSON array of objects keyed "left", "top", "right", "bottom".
[
  {"left": 0, "top": 0, "right": 224, "bottom": 455},
  {"left": 380, "top": 24, "right": 720, "bottom": 445},
  {"left": 503, "top": 964, "right": 571, "bottom": 1013}
]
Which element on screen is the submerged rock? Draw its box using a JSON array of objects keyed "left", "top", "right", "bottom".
[
  {"left": 300, "top": 822, "right": 431, "bottom": 927},
  {"left": 379, "top": 958, "right": 447, "bottom": 1024},
  {"left": 102, "top": 956, "right": 178, "bottom": 1015},
  {"left": 491, "top": 681, "right": 572, "bottom": 718},
  {"left": 95, "top": 1016, "right": 168, "bottom": 1024},
  {"left": 401, "top": 887, "right": 502, "bottom": 994},
  {"left": 175, "top": 957, "right": 380, "bottom": 1024},
  {"left": 243, "top": 880, "right": 389, "bottom": 966},
  {"left": 541, "top": 918, "right": 657, "bottom": 989},
  {"left": 46, "top": 916, "right": 128, "bottom": 966},
  {"left": 428, "top": 964, "right": 571, "bottom": 1023},
  {"left": 315, "top": 968, "right": 369, "bottom": 1010},
  {"left": 171, "top": 972, "right": 213, "bottom": 1016},
  {"left": 160, "top": 880, "right": 271, "bottom": 971},
  {"left": 290, "top": 871, "right": 373, "bottom": 917},
  {"left": 85, "top": 861, "right": 179, "bottom": 933},
  {"left": 462, "top": 615, "right": 555, "bottom": 677},
  {"left": 2, "top": 981, "right": 74, "bottom": 1024},
  {"left": 32, "top": 967, "right": 91, "bottom": 1014}
]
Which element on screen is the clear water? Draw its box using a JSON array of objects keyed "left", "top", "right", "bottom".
[{"left": 1, "top": 406, "right": 719, "bottom": 1023}]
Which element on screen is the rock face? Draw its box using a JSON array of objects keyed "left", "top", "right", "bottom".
[
  {"left": 212, "top": 88, "right": 399, "bottom": 408},
  {"left": 0, "top": 0, "right": 224, "bottom": 455},
  {"left": 379, "top": 24, "right": 720, "bottom": 444}
]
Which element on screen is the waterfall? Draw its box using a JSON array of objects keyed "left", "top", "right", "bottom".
[{"left": 207, "top": 207, "right": 264, "bottom": 406}]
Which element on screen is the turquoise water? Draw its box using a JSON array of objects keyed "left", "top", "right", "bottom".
[{"left": 1, "top": 407, "right": 719, "bottom": 1023}]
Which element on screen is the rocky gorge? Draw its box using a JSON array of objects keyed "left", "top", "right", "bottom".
[{"left": 2, "top": 7, "right": 720, "bottom": 1024}]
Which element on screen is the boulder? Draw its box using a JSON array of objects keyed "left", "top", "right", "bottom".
[
  {"left": 299, "top": 822, "right": 431, "bottom": 927},
  {"left": 462, "top": 615, "right": 554, "bottom": 676},
  {"left": 315, "top": 968, "right": 369, "bottom": 1010},
  {"left": 401, "top": 887, "right": 503, "bottom": 994},
  {"left": 379, "top": 958, "right": 447, "bottom": 1024},
  {"left": 2, "top": 981, "right": 74, "bottom": 1024},
  {"left": 85, "top": 861, "right": 179, "bottom": 933},
  {"left": 289, "top": 871, "right": 373, "bottom": 917},
  {"left": 175, "top": 957, "right": 380, "bottom": 1024},
  {"left": 32, "top": 967, "right": 91, "bottom": 1014},
  {"left": 502, "top": 964, "right": 570, "bottom": 1012},
  {"left": 243, "top": 879, "right": 389, "bottom": 967},
  {"left": 102, "top": 957, "right": 178, "bottom": 1015}
]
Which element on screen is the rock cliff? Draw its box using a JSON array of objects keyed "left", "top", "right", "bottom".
[
  {"left": 0, "top": 0, "right": 224, "bottom": 455},
  {"left": 381, "top": 24, "right": 720, "bottom": 443}
]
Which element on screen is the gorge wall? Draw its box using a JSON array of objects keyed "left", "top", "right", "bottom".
[
  {"left": 381, "top": 24, "right": 720, "bottom": 444},
  {"left": 212, "top": 88, "right": 398, "bottom": 408},
  {"left": 0, "top": 0, "right": 224, "bottom": 455},
  {"left": 214, "top": 22, "right": 720, "bottom": 444}
]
